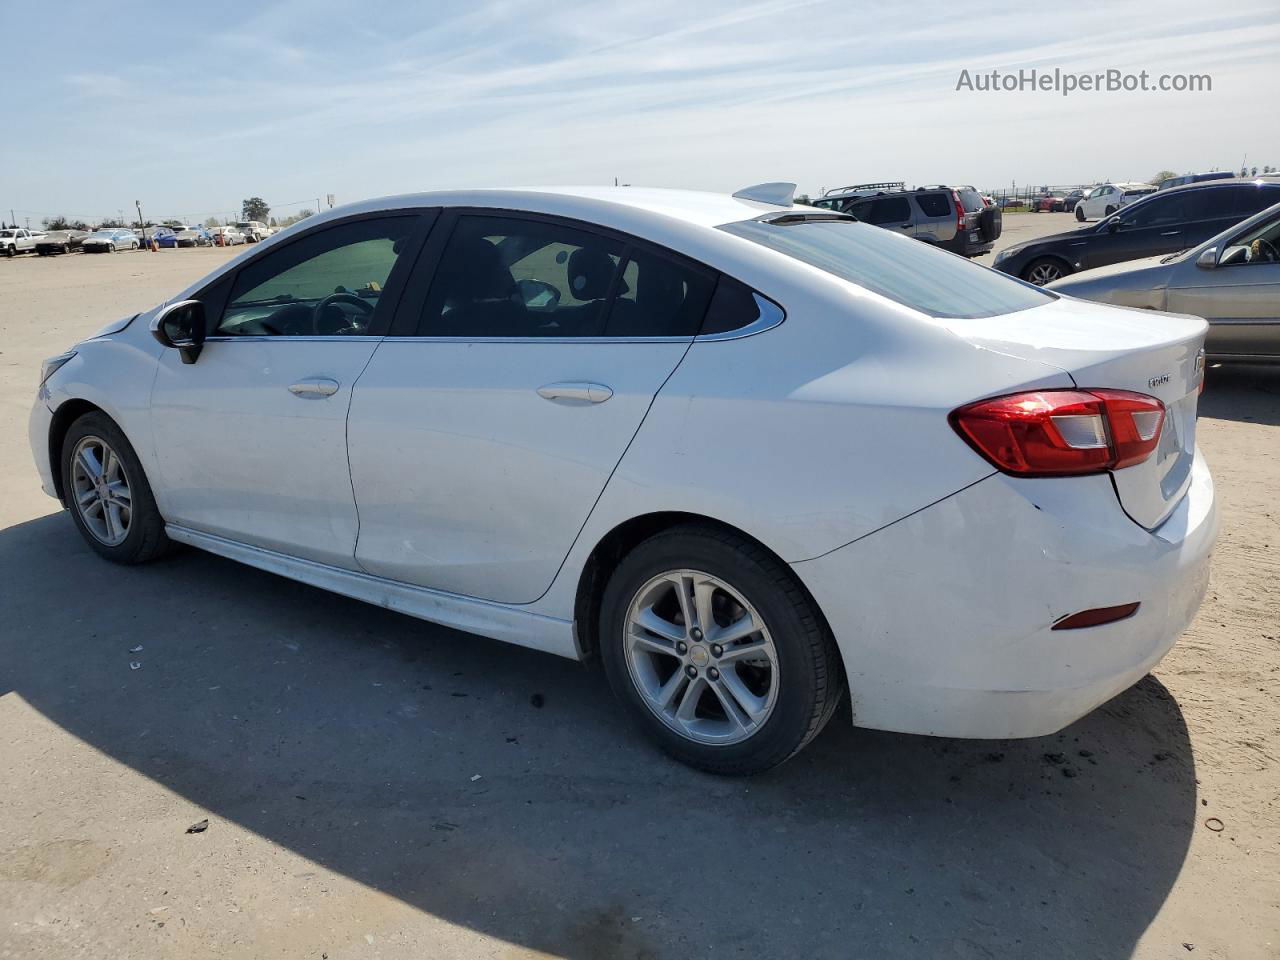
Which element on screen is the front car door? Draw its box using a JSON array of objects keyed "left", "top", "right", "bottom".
[
  {"left": 347, "top": 209, "right": 721, "bottom": 604},
  {"left": 149, "top": 212, "right": 430, "bottom": 568},
  {"left": 1082, "top": 192, "right": 1188, "bottom": 269},
  {"left": 1167, "top": 209, "right": 1280, "bottom": 360}
]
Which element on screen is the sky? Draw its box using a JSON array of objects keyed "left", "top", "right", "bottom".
[{"left": 3, "top": 0, "right": 1278, "bottom": 226}]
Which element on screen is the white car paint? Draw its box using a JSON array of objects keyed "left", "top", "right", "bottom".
[
  {"left": 30, "top": 186, "right": 1217, "bottom": 742},
  {"left": 1077, "top": 181, "right": 1157, "bottom": 221}
]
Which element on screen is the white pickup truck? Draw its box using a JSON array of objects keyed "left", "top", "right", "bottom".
[{"left": 1, "top": 227, "right": 43, "bottom": 256}]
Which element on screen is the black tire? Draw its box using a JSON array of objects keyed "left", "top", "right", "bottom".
[
  {"left": 1105, "top": 204, "right": 1117, "bottom": 216},
  {"left": 1075, "top": 206, "right": 1086, "bottom": 222},
  {"left": 61, "top": 411, "right": 172, "bottom": 564},
  {"left": 3, "top": 244, "right": 13, "bottom": 257},
  {"left": 1022, "top": 256, "right": 1070, "bottom": 286},
  {"left": 599, "top": 524, "right": 843, "bottom": 775}
]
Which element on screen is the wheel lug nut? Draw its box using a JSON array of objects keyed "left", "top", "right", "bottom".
[
  {"left": 708, "top": 667, "right": 719, "bottom": 680},
  {"left": 685, "top": 665, "right": 697, "bottom": 678},
  {"left": 676, "top": 641, "right": 688, "bottom": 654},
  {"left": 711, "top": 644, "right": 723, "bottom": 657},
  {"left": 690, "top": 628, "right": 703, "bottom": 641}
]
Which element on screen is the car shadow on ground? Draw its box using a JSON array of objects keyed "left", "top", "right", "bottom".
[
  {"left": 1201, "top": 363, "right": 1280, "bottom": 426},
  {"left": 1, "top": 512, "right": 1196, "bottom": 959}
]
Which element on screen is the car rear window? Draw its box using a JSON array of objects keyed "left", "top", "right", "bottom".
[
  {"left": 720, "top": 218, "right": 1052, "bottom": 319},
  {"left": 958, "top": 189, "right": 985, "bottom": 212}
]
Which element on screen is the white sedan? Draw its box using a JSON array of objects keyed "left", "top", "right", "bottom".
[{"left": 29, "top": 185, "right": 1217, "bottom": 773}]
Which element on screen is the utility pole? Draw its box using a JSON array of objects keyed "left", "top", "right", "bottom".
[{"left": 136, "top": 200, "right": 150, "bottom": 250}]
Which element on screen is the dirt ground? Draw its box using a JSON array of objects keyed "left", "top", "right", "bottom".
[{"left": 1, "top": 219, "right": 1277, "bottom": 959}]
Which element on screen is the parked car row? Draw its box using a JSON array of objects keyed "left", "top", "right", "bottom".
[
  {"left": 994, "top": 177, "right": 1280, "bottom": 284},
  {"left": 2, "top": 221, "right": 279, "bottom": 257},
  {"left": 1049, "top": 197, "right": 1280, "bottom": 362}
]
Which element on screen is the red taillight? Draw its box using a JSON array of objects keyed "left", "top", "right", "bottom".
[
  {"left": 951, "top": 189, "right": 965, "bottom": 232},
  {"left": 950, "top": 389, "right": 1166, "bottom": 477}
]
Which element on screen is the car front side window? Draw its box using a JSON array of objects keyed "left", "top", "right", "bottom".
[{"left": 216, "top": 216, "right": 417, "bottom": 337}]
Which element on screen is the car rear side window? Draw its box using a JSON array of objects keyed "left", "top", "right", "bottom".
[
  {"left": 418, "top": 215, "right": 718, "bottom": 339},
  {"left": 914, "top": 193, "right": 951, "bottom": 218},
  {"left": 699, "top": 276, "right": 783, "bottom": 335},
  {"left": 852, "top": 196, "right": 912, "bottom": 226},
  {"left": 720, "top": 218, "right": 1052, "bottom": 319},
  {"left": 1231, "top": 186, "right": 1280, "bottom": 216}
]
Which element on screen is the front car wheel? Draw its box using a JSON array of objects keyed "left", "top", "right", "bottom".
[
  {"left": 61, "top": 412, "right": 171, "bottom": 564},
  {"left": 1023, "top": 257, "right": 1068, "bottom": 286},
  {"left": 600, "top": 525, "right": 843, "bottom": 774}
]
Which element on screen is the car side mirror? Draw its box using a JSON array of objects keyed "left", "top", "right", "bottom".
[
  {"left": 1106, "top": 220, "right": 1122, "bottom": 233},
  {"left": 151, "top": 299, "right": 207, "bottom": 364},
  {"left": 1196, "top": 247, "right": 1218, "bottom": 269}
]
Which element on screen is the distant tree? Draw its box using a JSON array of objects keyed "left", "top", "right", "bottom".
[
  {"left": 794, "top": 194, "right": 812, "bottom": 206},
  {"left": 43, "top": 215, "right": 74, "bottom": 230},
  {"left": 1151, "top": 170, "right": 1177, "bottom": 184},
  {"left": 72, "top": 220, "right": 88, "bottom": 231},
  {"left": 205, "top": 216, "right": 222, "bottom": 228},
  {"left": 98, "top": 218, "right": 125, "bottom": 228},
  {"left": 242, "top": 197, "right": 270, "bottom": 222},
  {"left": 297, "top": 208, "right": 313, "bottom": 220}
]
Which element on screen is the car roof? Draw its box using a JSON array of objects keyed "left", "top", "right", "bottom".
[
  {"left": 1160, "top": 176, "right": 1280, "bottom": 195},
  {"left": 305, "top": 187, "right": 802, "bottom": 232}
]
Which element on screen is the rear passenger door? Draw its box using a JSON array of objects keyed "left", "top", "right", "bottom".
[{"left": 346, "top": 210, "right": 719, "bottom": 604}]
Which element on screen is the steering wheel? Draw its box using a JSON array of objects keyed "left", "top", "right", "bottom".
[
  {"left": 312, "top": 292, "right": 374, "bottom": 335},
  {"left": 1252, "top": 238, "right": 1280, "bottom": 263}
]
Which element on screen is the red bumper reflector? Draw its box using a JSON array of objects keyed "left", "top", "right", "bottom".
[{"left": 1052, "top": 602, "right": 1141, "bottom": 630}]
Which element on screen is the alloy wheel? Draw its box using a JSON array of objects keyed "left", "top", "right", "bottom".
[
  {"left": 70, "top": 435, "right": 132, "bottom": 546},
  {"left": 1027, "top": 262, "right": 1063, "bottom": 285},
  {"left": 623, "top": 569, "right": 779, "bottom": 745}
]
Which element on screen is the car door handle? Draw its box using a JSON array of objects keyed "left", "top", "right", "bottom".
[
  {"left": 288, "top": 377, "right": 340, "bottom": 398},
  {"left": 1160, "top": 231, "right": 1181, "bottom": 236},
  {"left": 536, "top": 381, "right": 613, "bottom": 405}
]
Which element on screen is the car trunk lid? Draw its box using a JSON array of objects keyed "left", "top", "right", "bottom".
[{"left": 944, "top": 297, "right": 1207, "bottom": 529}]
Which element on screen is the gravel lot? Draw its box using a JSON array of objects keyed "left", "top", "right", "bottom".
[{"left": 2, "top": 216, "right": 1277, "bottom": 959}]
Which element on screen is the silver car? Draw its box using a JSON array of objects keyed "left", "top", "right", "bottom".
[{"left": 1049, "top": 201, "right": 1280, "bottom": 362}]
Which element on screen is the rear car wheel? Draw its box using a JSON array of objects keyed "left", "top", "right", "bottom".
[
  {"left": 599, "top": 525, "right": 843, "bottom": 775},
  {"left": 61, "top": 412, "right": 171, "bottom": 564},
  {"left": 1105, "top": 205, "right": 1117, "bottom": 216},
  {"left": 1023, "top": 257, "right": 1069, "bottom": 286}
]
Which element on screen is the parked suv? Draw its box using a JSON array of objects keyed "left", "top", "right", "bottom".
[{"left": 827, "top": 185, "right": 1001, "bottom": 257}]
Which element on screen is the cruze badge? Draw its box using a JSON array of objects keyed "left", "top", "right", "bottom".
[{"left": 1148, "top": 373, "right": 1171, "bottom": 388}]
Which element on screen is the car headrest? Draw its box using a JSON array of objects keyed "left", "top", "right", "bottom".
[
  {"left": 449, "top": 237, "right": 515, "bottom": 300},
  {"left": 567, "top": 247, "right": 615, "bottom": 300}
]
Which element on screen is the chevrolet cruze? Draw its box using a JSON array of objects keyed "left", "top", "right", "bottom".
[{"left": 30, "top": 184, "right": 1217, "bottom": 773}]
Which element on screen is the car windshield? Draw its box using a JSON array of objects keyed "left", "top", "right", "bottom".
[{"left": 720, "top": 218, "right": 1053, "bottom": 319}]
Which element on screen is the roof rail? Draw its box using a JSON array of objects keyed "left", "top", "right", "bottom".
[{"left": 823, "top": 181, "right": 904, "bottom": 197}]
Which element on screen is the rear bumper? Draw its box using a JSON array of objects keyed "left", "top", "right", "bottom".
[
  {"left": 943, "top": 234, "right": 995, "bottom": 257},
  {"left": 791, "top": 450, "right": 1217, "bottom": 739}
]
